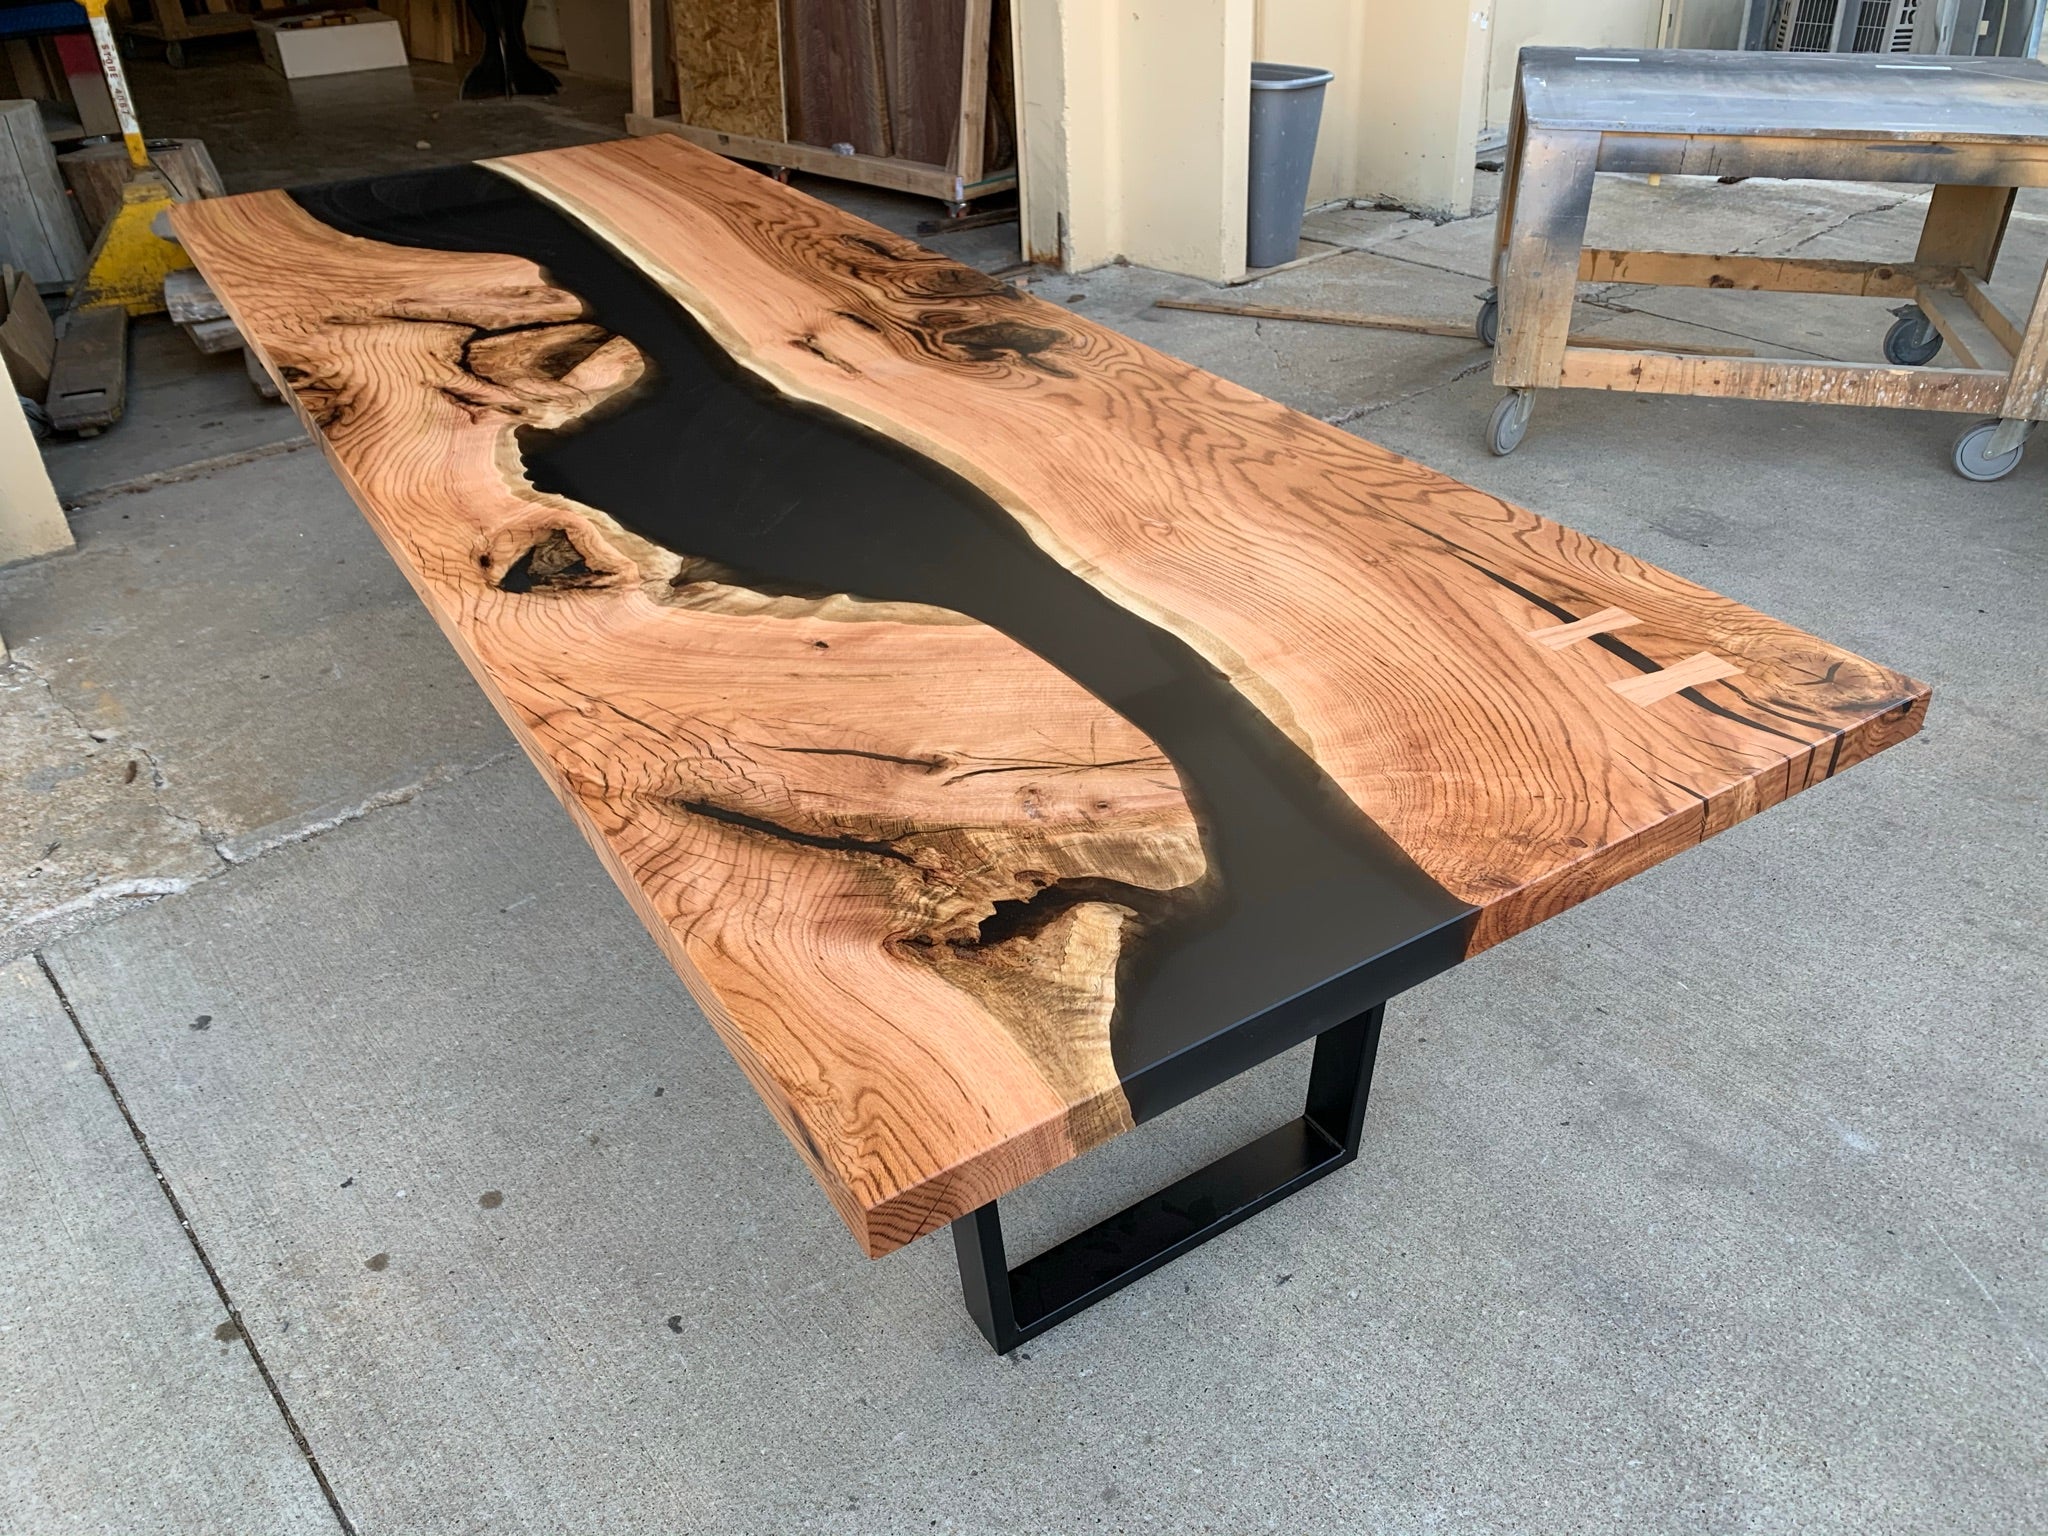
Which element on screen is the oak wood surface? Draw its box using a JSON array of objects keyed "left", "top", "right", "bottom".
[{"left": 172, "top": 137, "right": 1927, "bottom": 1256}]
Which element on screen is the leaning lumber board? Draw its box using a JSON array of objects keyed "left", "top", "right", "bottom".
[
  {"left": 172, "top": 138, "right": 1927, "bottom": 1257},
  {"left": 0, "top": 99, "right": 87, "bottom": 287},
  {"left": 783, "top": 0, "right": 891, "bottom": 155}
]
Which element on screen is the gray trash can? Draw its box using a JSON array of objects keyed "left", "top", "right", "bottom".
[{"left": 1247, "top": 62, "right": 1335, "bottom": 269}]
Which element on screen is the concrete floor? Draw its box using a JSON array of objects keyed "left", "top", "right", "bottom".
[{"left": 3, "top": 47, "right": 2044, "bottom": 1536}]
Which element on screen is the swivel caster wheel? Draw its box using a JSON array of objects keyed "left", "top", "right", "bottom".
[
  {"left": 1487, "top": 390, "right": 1534, "bottom": 456},
  {"left": 1951, "top": 418, "right": 2029, "bottom": 482},
  {"left": 1475, "top": 292, "right": 1499, "bottom": 348},
  {"left": 1883, "top": 307, "right": 1942, "bottom": 367}
]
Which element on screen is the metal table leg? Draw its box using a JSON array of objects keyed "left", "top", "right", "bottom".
[{"left": 951, "top": 1002, "right": 1387, "bottom": 1353}]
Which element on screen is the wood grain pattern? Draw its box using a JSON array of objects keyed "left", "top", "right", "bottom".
[
  {"left": 1494, "top": 129, "right": 1601, "bottom": 391},
  {"left": 876, "top": 0, "right": 964, "bottom": 169},
  {"left": 670, "top": 0, "right": 785, "bottom": 141},
  {"left": 1556, "top": 346, "right": 2007, "bottom": 412},
  {"left": 1609, "top": 651, "right": 1742, "bottom": 705},
  {"left": 1576, "top": 249, "right": 1939, "bottom": 299},
  {"left": 783, "top": 0, "right": 890, "bottom": 156},
  {"left": 172, "top": 137, "right": 1928, "bottom": 1257},
  {"left": 1913, "top": 185, "right": 2015, "bottom": 277}
]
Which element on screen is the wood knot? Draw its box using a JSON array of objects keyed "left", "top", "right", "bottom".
[
  {"left": 941, "top": 320, "right": 1070, "bottom": 375},
  {"left": 497, "top": 529, "right": 602, "bottom": 592}
]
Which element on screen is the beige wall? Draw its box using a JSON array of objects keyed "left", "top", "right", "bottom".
[
  {"left": 1013, "top": 0, "right": 1752, "bottom": 281},
  {"left": 1016, "top": 0, "right": 1490, "bottom": 279},
  {"left": 1484, "top": 0, "right": 1655, "bottom": 134},
  {"left": 0, "top": 388, "right": 70, "bottom": 573},
  {"left": 1015, "top": 0, "right": 1253, "bottom": 280},
  {"left": 1257, "top": 0, "right": 1490, "bottom": 217}
]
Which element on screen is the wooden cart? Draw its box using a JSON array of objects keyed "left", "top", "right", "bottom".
[
  {"left": 106, "top": 0, "right": 290, "bottom": 67},
  {"left": 622, "top": 0, "right": 1015, "bottom": 215},
  {"left": 1482, "top": 48, "right": 2048, "bottom": 481}
]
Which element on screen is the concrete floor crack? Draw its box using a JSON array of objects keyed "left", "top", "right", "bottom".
[
  {"left": 1771, "top": 193, "right": 1921, "bottom": 257},
  {"left": 212, "top": 747, "right": 523, "bottom": 867},
  {"left": 29, "top": 953, "right": 360, "bottom": 1536},
  {"left": 2, "top": 659, "right": 521, "bottom": 958},
  {"left": 1328, "top": 355, "right": 1496, "bottom": 429},
  {"left": 1254, "top": 317, "right": 1290, "bottom": 375},
  {"left": 60, "top": 436, "right": 313, "bottom": 513}
]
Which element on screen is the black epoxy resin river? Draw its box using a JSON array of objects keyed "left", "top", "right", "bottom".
[{"left": 292, "top": 166, "right": 1475, "bottom": 1117}]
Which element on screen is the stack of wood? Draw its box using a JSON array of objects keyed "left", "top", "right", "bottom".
[
  {"left": 104, "top": 0, "right": 297, "bottom": 67},
  {"left": 646, "top": 0, "right": 1015, "bottom": 208},
  {"left": 164, "top": 267, "right": 278, "bottom": 399},
  {"left": 0, "top": 99, "right": 86, "bottom": 290}
]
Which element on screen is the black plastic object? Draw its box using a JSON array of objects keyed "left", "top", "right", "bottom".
[{"left": 461, "top": 0, "right": 558, "bottom": 99}]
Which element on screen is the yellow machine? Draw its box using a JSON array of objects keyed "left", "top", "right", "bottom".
[{"left": 69, "top": 0, "right": 191, "bottom": 315}]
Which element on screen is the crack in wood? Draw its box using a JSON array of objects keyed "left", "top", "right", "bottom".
[{"left": 671, "top": 795, "right": 923, "bottom": 865}]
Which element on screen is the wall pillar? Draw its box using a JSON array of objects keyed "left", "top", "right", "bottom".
[
  {"left": 1335, "top": 2, "right": 1492, "bottom": 218},
  {"left": 1013, "top": 0, "right": 1255, "bottom": 281},
  {"left": 0, "top": 390, "right": 70, "bottom": 574}
]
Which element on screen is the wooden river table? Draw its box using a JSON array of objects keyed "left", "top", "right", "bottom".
[
  {"left": 173, "top": 138, "right": 1928, "bottom": 1353},
  {"left": 1482, "top": 48, "right": 2048, "bottom": 480}
]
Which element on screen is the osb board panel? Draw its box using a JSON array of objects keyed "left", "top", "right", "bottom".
[{"left": 671, "top": 0, "right": 785, "bottom": 141}]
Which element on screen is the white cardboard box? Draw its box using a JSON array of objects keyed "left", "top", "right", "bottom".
[{"left": 254, "top": 11, "right": 408, "bottom": 80}]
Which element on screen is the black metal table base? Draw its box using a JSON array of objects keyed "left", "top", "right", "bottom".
[{"left": 951, "top": 1002, "right": 1387, "bottom": 1353}]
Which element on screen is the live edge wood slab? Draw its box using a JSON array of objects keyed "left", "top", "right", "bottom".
[{"left": 172, "top": 138, "right": 1927, "bottom": 1259}]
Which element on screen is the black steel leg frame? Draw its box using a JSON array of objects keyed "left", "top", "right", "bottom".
[{"left": 951, "top": 1002, "right": 1386, "bottom": 1353}]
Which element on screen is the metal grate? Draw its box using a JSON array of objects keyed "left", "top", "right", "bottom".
[
  {"left": 1765, "top": 0, "right": 1919, "bottom": 51},
  {"left": 1772, "top": 0, "right": 1843, "bottom": 50},
  {"left": 1887, "top": 0, "right": 1919, "bottom": 50},
  {"left": 1849, "top": 0, "right": 1891, "bottom": 49}
]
